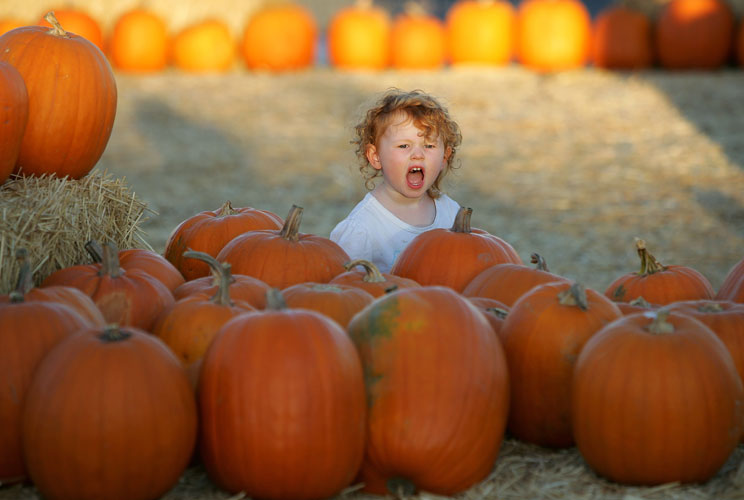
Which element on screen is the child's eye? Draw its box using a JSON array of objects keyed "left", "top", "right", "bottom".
[
  {"left": 425, "top": 144, "right": 436, "bottom": 149},
  {"left": 397, "top": 144, "right": 409, "bottom": 149}
]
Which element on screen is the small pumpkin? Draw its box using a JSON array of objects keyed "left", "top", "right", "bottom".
[
  {"left": 108, "top": 8, "right": 169, "bottom": 72},
  {"left": 717, "top": 255, "right": 744, "bottom": 303},
  {"left": 467, "top": 296, "right": 509, "bottom": 341},
  {"left": 22, "top": 324, "right": 197, "bottom": 500},
  {"left": 572, "top": 309, "right": 744, "bottom": 484},
  {"left": 329, "top": 258, "right": 420, "bottom": 297},
  {"left": 281, "top": 282, "right": 374, "bottom": 328},
  {"left": 391, "top": 206, "right": 522, "bottom": 293},
  {"left": 445, "top": 0, "right": 515, "bottom": 66},
  {"left": 37, "top": 7, "right": 104, "bottom": 51},
  {"left": 327, "top": 0, "right": 391, "bottom": 70},
  {"left": 0, "top": 61, "right": 28, "bottom": 185},
  {"left": 390, "top": 2, "right": 447, "bottom": 69},
  {"left": 591, "top": 5, "right": 653, "bottom": 69},
  {"left": 173, "top": 267, "right": 271, "bottom": 310},
  {"left": 216, "top": 205, "right": 350, "bottom": 289},
  {"left": 604, "top": 238, "right": 714, "bottom": 305},
  {"left": 172, "top": 19, "right": 235, "bottom": 72},
  {"left": 164, "top": 200, "right": 284, "bottom": 281}
]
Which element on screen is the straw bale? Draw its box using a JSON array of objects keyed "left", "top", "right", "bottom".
[{"left": 0, "top": 171, "right": 152, "bottom": 294}]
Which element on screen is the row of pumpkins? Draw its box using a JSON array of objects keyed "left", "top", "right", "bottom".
[
  {"left": 2, "top": 200, "right": 744, "bottom": 499},
  {"left": 1, "top": 0, "right": 744, "bottom": 73}
]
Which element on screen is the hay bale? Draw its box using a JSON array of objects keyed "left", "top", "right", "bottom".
[{"left": 0, "top": 171, "right": 153, "bottom": 294}]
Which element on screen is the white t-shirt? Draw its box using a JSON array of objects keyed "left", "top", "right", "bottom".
[{"left": 330, "top": 193, "right": 461, "bottom": 273}]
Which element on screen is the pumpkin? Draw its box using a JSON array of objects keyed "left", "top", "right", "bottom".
[
  {"left": 241, "top": 3, "right": 317, "bottom": 71},
  {"left": 173, "top": 272, "right": 271, "bottom": 309},
  {"left": 22, "top": 325, "right": 197, "bottom": 500},
  {"left": 347, "top": 286, "right": 509, "bottom": 495},
  {"left": 172, "top": 19, "right": 235, "bottom": 72},
  {"left": 445, "top": 0, "right": 515, "bottom": 65},
  {"left": 604, "top": 238, "right": 714, "bottom": 305},
  {"left": 717, "top": 255, "right": 744, "bottom": 303},
  {"left": 0, "top": 12, "right": 117, "bottom": 179},
  {"left": 153, "top": 251, "right": 255, "bottom": 368},
  {"left": 199, "top": 289, "right": 366, "bottom": 498},
  {"left": 515, "top": 0, "right": 591, "bottom": 72},
  {"left": 42, "top": 241, "right": 175, "bottom": 331},
  {"left": 281, "top": 282, "right": 375, "bottom": 328},
  {"left": 37, "top": 7, "right": 104, "bottom": 51},
  {"left": 0, "top": 61, "right": 28, "bottom": 185},
  {"left": 462, "top": 252, "right": 567, "bottom": 306},
  {"left": 500, "top": 281, "right": 622, "bottom": 447},
  {"left": 656, "top": 0, "right": 734, "bottom": 70},
  {"left": 390, "top": 2, "right": 447, "bottom": 69},
  {"left": 467, "top": 296, "right": 509, "bottom": 341},
  {"left": 591, "top": 5, "right": 653, "bottom": 69},
  {"left": 0, "top": 257, "right": 93, "bottom": 484},
  {"left": 615, "top": 295, "right": 659, "bottom": 315},
  {"left": 391, "top": 206, "right": 522, "bottom": 293},
  {"left": 572, "top": 309, "right": 744, "bottom": 484},
  {"left": 109, "top": 8, "right": 169, "bottom": 72},
  {"left": 327, "top": 0, "right": 391, "bottom": 70},
  {"left": 216, "top": 205, "right": 350, "bottom": 289},
  {"left": 164, "top": 200, "right": 284, "bottom": 281},
  {"left": 329, "top": 258, "right": 420, "bottom": 297}
]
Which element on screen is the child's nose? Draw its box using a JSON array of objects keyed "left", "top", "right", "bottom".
[{"left": 410, "top": 145, "right": 425, "bottom": 158}]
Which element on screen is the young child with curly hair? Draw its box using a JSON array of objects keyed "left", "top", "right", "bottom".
[{"left": 330, "top": 88, "right": 463, "bottom": 273}]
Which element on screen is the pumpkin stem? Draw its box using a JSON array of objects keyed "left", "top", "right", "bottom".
[
  {"left": 345, "top": 259, "right": 386, "bottom": 283},
  {"left": 265, "top": 288, "right": 287, "bottom": 310},
  {"left": 451, "top": 206, "right": 472, "bottom": 234},
  {"left": 558, "top": 282, "right": 589, "bottom": 311},
  {"left": 279, "top": 205, "right": 303, "bottom": 242},
  {"left": 99, "top": 241, "right": 122, "bottom": 278},
  {"left": 356, "top": 0, "right": 374, "bottom": 8},
  {"left": 44, "top": 11, "right": 68, "bottom": 37},
  {"left": 216, "top": 200, "right": 238, "bottom": 217},
  {"left": 85, "top": 240, "right": 104, "bottom": 262},
  {"left": 404, "top": 1, "right": 427, "bottom": 16},
  {"left": 98, "top": 324, "right": 132, "bottom": 342},
  {"left": 647, "top": 309, "right": 675, "bottom": 335},
  {"left": 386, "top": 477, "right": 416, "bottom": 496},
  {"left": 530, "top": 253, "right": 549, "bottom": 272},
  {"left": 628, "top": 296, "right": 653, "bottom": 309},
  {"left": 486, "top": 306, "right": 509, "bottom": 319},
  {"left": 697, "top": 301, "right": 724, "bottom": 313},
  {"left": 10, "top": 249, "right": 33, "bottom": 303},
  {"left": 183, "top": 250, "right": 234, "bottom": 306},
  {"left": 635, "top": 238, "right": 665, "bottom": 275}
]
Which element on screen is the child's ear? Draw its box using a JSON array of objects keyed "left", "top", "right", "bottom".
[
  {"left": 444, "top": 146, "right": 452, "bottom": 162},
  {"left": 366, "top": 144, "right": 382, "bottom": 170}
]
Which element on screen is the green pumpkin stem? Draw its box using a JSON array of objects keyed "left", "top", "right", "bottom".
[
  {"left": 451, "top": 206, "right": 473, "bottom": 233},
  {"left": 530, "top": 253, "right": 549, "bottom": 272},
  {"left": 345, "top": 259, "right": 386, "bottom": 283},
  {"left": 216, "top": 200, "right": 238, "bottom": 217},
  {"left": 486, "top": 306, "right": 509, "bottom": 319},
  {"left": 279, "top": 205, "right": 303, "bottom": 242},
  {"left": 635, "top": 238, "right": 665, "bottom": 275},
  {"left": 44, "top": 12, "right": 68, "bottom": 37},
  {"left": 647, "top": 309, "right": 675, "bottom": 335},
  {"left": 183, "top": 250, "right": 234, "bottom": 306},
  {"left": 98, "top": 324, "right": 132, "bottom": 343},
  {"left": 265, "top": 288, "right": 287, "bottom": 310},
  {"left": 558, "top": 282, "right": 589, "bottom": 311},
  {"left": 10, "top": 249, "right": 33, "bottom": 303}
]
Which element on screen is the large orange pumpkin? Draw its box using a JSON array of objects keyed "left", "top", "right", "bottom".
[
  {"left": 390, "top": 3, "right": 447, "bottom": 69},
  {"left": 241, "top": 3, "right": 317, "bottom": 71},
  {"left": 0, "top": 61, "right": 28, "bottom": 185},
  {"left": 216, "top": 205, "right": 350, "bottom": 289},
  {"left": 22, "top": 325, "right": 197, "bottom": 500},
  {"left": 172, "top": 19, "right": 235, "bottom": 72},
  {"left": 572, "top": 309, "right": 744, "bottom": 484},
  {"left": 391, "top": 206, "right": 522, "bottom": 292},
  {"left": 717, "top": 255, "right": 744, "bottom": 303},
  {"left": 500, "top": 281, "right": 622, "bottom": 448},
  {"left": 515, "top": 0, "right": 591, "bottom": 71},
  {"left": 327, "top": 0, "right": 391, "bottom": 70},
  {"left": 199, "top": 290, "right": 366, "bottom": 498},
  {"left": 108, "top": 8, "right": 169, "bottom": 72},
  {"left": 445, "top": 0, "right": 515, "bottom": 65},
  {"left": 347, "top": 286, "right": 509, "bottom": 495},
  {"left": 281, "top": 282, "right": 375, "bottom": 328},
  {"left": 656, "top": 0, "right": 734, "bottom": 69},
  {"left": 164, "top": 200, "right": 284, "bottom": 280},
  {"left": 591, "top": 5, "right": 653, "bottom": 69},
  {"left": 604, "top": 238, "right": 714, "bottom": 304},
  {"left": 0, "top": 12, "right": 117, "bottom": 179},
  {"left": 329, "top": 258, "right": 420, "bottom": 297},
  {"left": 37, "top": 8, "right": 104, "bottom": 51}
]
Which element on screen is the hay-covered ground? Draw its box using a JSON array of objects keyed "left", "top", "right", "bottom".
[{"left": 2, "top": 66, "right": 743, "bottom": 499}]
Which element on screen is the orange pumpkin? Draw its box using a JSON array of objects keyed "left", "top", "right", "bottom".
[
  {"left": 390, "top": 3, "right": 447, "bottom": 69},
  {"left": 173, "top": 272, "right": 271, "bottom": 309},
  {"left": 172, "top": 19, "right": 235, "bottom": 72},
  {"left": 656, "top": 0, "right": 734, "bottom": 69},
  {"left": 281, "top": 282, "right": 375, "bottom": 327},
  {"left": 0, "top": 12, "right": 116, "bottom": 179},
  {"left": 500, "top": 281, "right": 622, "bottom": 447},
  {"left": 591, "top": 5, "right": 653, "bottom": 69},
  {"left": 165, "top": 200, "right": 284, "bottom": 281},
  {"left": 604, "top": 238, "right": 714, "bottom": 305},
  {"left": 327, "top": 0, "right": 391, "bottom": 70},
  {"left": 572, "top": 309, "right": 744, "bottom": 484},
  {"left": 347, "top": 286, "right": 509, "bottom": 495},
  {"left": 241, "top": 3, "right": 317, "bottom": 71},
  {"left": 391, "top": 206, "right": 522, "bottom": 293},
  {"left": 37, "top": 8, "right": 104, "bottom": 51},
  {"left": 199, "top": 289, "right": 366, "bottom": 498},
  {"left": 717, "top": 255, "right": 744, "bottom": 303},
  {"left": 0, "top": 61, "right": 28, "bottom": 185},
  {"left": 329, "top": 258, "right": 420, "bottom": 297},
  {"left": 467, "top": 296, "right": 509, "bottom": 341},
  {"left": 515, "top": 0, "right": 591, "bottom": 71},
  {"left": 445, "top": 0, "right": 515, "bottom": 65},
  {"left": 216, "top": 205, "right": 350, "bottom": 289},
  {"left": 108, "top": 8, "right": 169, "bottom": 72},
  {"left": 22, "top": 325, "right": 197, "bottom": 500}
]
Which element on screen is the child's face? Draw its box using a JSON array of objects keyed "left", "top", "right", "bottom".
[{"left": 365, "top": 112, "right": 450, "bottom": 201}]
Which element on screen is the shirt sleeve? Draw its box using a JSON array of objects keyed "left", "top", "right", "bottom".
[{"left": 330, "top": 219, "right": 374, "bottom": 263}]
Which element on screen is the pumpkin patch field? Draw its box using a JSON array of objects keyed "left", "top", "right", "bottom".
[{"left": 2, "top": 0, "right": 744, "bottom": 499}]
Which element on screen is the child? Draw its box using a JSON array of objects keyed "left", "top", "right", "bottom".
[{"left": 330, "top": 88, "right": 463, "bottom": 273}]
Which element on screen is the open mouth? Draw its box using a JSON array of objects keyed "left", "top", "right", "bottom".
[{"left": 406, "top": 166, "right": 424, "bottom": 189}]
